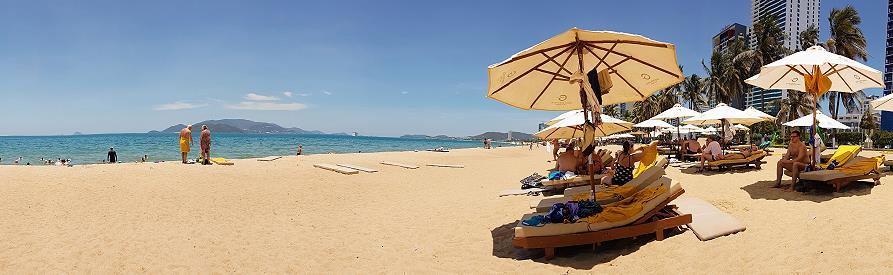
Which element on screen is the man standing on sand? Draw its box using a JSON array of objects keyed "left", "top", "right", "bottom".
[
  {"left": 200, "top": 125, "right": 211, "bottom": 165},
  {"left": 774, "top": 130, "right": 809, "bottom": 191},
  {"left": 296, "top": 144, "right": 303, "bottom": 156},
  {"left": 179, "top": 125, "right": 193, "bottom": 164}
]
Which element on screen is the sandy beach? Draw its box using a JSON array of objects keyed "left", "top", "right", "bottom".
[{"left": 1, "top": 146, "right": 892, "bottom": 273}]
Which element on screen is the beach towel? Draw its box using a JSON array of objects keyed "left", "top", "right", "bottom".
[
  {"left": 577, "top": 183, "right": 667, "bottom": 224},
  {"left": 633, "top": 143, "right": 658, "bottom": 178},
  {"left": 816, "top": 145, "right": 861, "bottom": 170},
  {"left": 835, "top": 155, "right": 884, "bottom": 175}
]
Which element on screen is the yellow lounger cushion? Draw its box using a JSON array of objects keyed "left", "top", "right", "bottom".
[
  {"left": 515, "top": 179, "right": 675, "bottom": 238},
  {"left": 797, "top": 156, "right": 884, "bottom": 181},
  {"left": 817, "top": 145, "right": 861, "bottom": 169}
]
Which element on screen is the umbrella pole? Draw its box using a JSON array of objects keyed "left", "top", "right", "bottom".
[{"left": 572, "top": 35, "right": 598, "bottom": 200}]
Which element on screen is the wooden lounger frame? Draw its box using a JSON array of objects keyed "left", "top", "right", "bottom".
[
  {"left": 314, "top": 164, "right": 359, "bottom": 175},
  {"left": 380, "top": 161, "right": 419, "bottom": 169},
  {"left": 702, "top": 154, "right": 768, "bottom": 171},
  {"left": 540, "top": 176, "right": 602, "bottom": 189},
  {"left": 823, "top": 172, "right": 882, "bottom": 192},
  {"left": 512, "top": 187, "right": 691, "bottom": 260}
]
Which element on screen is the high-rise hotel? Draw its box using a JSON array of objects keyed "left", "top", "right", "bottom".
[
  {"left": 748, "top": 0, "right": 821, "bottom": 115},
  {"left": 882, "top": 0, "right": 893, "bottom": 131}
]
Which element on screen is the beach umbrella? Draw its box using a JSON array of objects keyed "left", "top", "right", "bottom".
[
  {"left": 488, "top": 28, "right": 684, "bottom": 111},
  {"left": 745, "top": 45, "right": 882, "bottom": 165},
  {"left": 702, "top": 126, "right": 718, "bottom": 133},
  {"left": 870, "top": 93, "right": 893, "bottom": 112},
  {"left": 544, "top": 109, "right": 582, "bottom": 126},
  {"left": 683, "top": 103, "right": 764, "bottom": 126},
  {"left": 487, "top": 28, "right": 684, "bottom": 198},
  {"left": 535, "top": 113, "right": 633, "bottom": 140},
  {"left": 783, "top": 111, "right": 850, "bottom": 130},
  {"left": 681, "top": 124, "right": 705, "bottom": 132},
  {"left": 651, "top": 103, "right": 701, "bottom": 140},
  {"left": 743, "top": 106, "right": 776, "bottom": 121},
  {"left": 734, "top": 124, "right": 749, "bottom": 130},
  {"left": 633, "top": 119, "right": 674, "bottom": 129}
]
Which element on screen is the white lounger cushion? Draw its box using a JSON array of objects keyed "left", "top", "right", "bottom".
[
  {"left": 674, "top": 197, "right": 746, "bottom": 241},
  {"left": 515, "top": 178, "right": 675, "bottom": 238}
]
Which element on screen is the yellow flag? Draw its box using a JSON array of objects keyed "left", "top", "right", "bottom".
[{"left": 804, "top": 66, "right": 831, "bottom": 96}]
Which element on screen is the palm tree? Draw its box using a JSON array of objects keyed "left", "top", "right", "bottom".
[
  {"left": 772, "top": 90, "right": 814, "bottom": 135},
  {"left": 735, "top": 16, "right": 787, "bottom": 112},
  {"left": 602, "top": 104, "right": 620, "bottom": 118},
  {"left": 680, "top": 74, "right": 705, "bottom": 111},
  {"left": 798, "top": 25, "right": 820, "bottom": 51},
  {"left": 825, "top": 6, "right": 868, "bottom": 139},
  {"left": 861, "top": 110, "right": 879, "bottom": 132}
]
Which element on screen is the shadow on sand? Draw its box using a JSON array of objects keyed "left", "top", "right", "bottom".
[
  {"left": 740, "top": 179, "right": 875, "bottom": 202},
  {"left": 490, "top": 219, "right": 687, "bottom": 269},
  {"left": 677, "top": 165, "right": 764, "bottom": 175}
]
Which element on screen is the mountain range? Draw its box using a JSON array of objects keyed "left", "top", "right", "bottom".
[{"left": 151, "top": 119, "right": 327, "bottom": 134}]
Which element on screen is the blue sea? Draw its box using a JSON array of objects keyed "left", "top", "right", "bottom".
[{"left": 0, "top": 133, "right": 486, "bottom": 165}]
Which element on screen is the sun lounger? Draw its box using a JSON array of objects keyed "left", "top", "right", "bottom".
[
  {"left": 257, "top": 156, "right": 282, "bottom": 162},
  {"left": 499, "top": 188, "right": 549, "bottom": 197},
  {"left": 545, "top": 157, "right": 668, "bottom": 212},
  {"left": 513, "top": 178, "right": 690, "bottom": 260},
  {"left": 314, "top": 163, "right": 359, "bottom": 174},
  {"left": 380, "top": 161, "right": 419, "bottom": 169},
  {"left": 336, "top": 164, "right": 378, "bottom": 173},
  {"left": 538, "top": 153, "right": 615, "bottom": 189},
  {"left": 786, "top": 155, "right": 884, "bottom": 192},
  {"left": 697, "top": 150, "right": 768, "bottom": 171},
  {"left": 427, "top": 164, "right": 464, "bottom": 168}
]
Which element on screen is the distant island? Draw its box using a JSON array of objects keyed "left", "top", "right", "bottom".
[
  {"left": 400, "top": 131, "right": 534, "bottom": 141},
  {"left": 151, "top": 119, "right": 327, "bottom": 134}
]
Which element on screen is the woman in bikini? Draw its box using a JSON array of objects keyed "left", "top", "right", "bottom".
[{"left": 602, "top": 141, "right": 649, "bottom": 186}]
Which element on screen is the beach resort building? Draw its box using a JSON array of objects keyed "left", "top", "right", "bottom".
[
  {"left": 748, "top": 0, "right": 821, "bottom": 115},
  {"left": 712, "top": 23, "right": 749, "bottom": 109},
  {"left": 837, "top": 95, "right": 882, "bottom": 133},
  {"left": 882, "top": 0, "right": 893, "bottom": 131}
]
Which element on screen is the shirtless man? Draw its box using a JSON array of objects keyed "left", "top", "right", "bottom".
[
  {"left": 774, "top": 130, "right": 808, "bottom": 190},
  {"left": 200, "top": 125, "right": 211, "bottom": 164},
  {"left": 698, "top": 135, "right": 746, "bottom": 170},
  {"left": 179, "top": 125, "right": 194, "bottom": 164}
]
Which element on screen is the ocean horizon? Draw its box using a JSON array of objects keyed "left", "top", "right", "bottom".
[{"left": 0, "top": 133, "right": 487, "bottom": 165}]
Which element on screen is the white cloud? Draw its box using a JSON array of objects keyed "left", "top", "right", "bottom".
[
  {"left": 244, "top": 93, "right": 280, "bottom": 101},
  {"left": 225, "top": 101, "right": 306, "bottom": 111},
  {"left": 400, "top": 91, "right": 409, "bottom": 95},
  {"left": 322, "top": 91, "right": 332, "bottom": 95},
  {"left": 153, "top": 101, "right": 208, "bottom": 111},
  {"left": 297, "top": 93, "right": 312, "bottom": 97},
  {"left": 283, "top": 91, "right": 293, "bottom": 97}
]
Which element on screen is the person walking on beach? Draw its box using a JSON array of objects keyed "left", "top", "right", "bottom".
[
  {"left": 179, "top": 125, "right": 194, "bottom": 164},
  {"left": 200, "top": 125, "right": 211, "bottom": 165},
  {"left": 296, "top": 144, "right": 303, "bottom": 156},
  {"left": 107, "top": 148, "right": 117, "bottom": 163}
]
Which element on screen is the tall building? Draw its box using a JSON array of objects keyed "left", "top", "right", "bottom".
[
  {"left": 882, "top": 0, "right": 893, "bottom": 131},
  {"left": 713, "top": 23, "right": 749, "bottom": 52},
  {"left": 749, "top": 0, "right": 821, "bottom": 115},
  {"left": 838, "top": 95, "right": 882, "bottom": 133}
]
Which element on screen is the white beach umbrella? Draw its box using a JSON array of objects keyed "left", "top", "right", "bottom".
[
  {"left": 683, "top": 103, "right": 764, "bottom": 126},
  {"left": 782, "top": 112, "right": 850, "bottom": 130},
  {"left": 743, "top": 106, "right": 776, "bottom": 121},
  {"left": 870, "top": 93, "right": 893, "bottom": 112},
  {"left": 652, "top": 103, "right": 701, "bottom": 120},
  {"left": 606, "top": 133, "right": 635, "bottom": 139},
  {"left": 488, "top": 28, "right": 684, "bottom": 110},
  {"left": 633, "top": 119, "right": 674, "bottom": 129},
  {"left": 544, "top": 109, "right": 582, "bottom": 126},
  {"left": 535, "top": 113, "right": 633, "bottom": 140},
  {"left": 745, "top": 46, "right": 882, "bottom": 165},
  {"left": 680, "top": 124, "right": 705, "bottom": 132},
  {"left": 702, "top": 126, "right": 718, "bottom": 133},
  {"left": 734, "top": 124, "right": 750, "bottom": 130}
]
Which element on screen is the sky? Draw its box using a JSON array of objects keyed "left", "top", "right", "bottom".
[{"left": 0, "top": 0, "right": 887, "bottom": 137}]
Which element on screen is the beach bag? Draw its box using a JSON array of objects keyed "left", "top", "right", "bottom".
[{"left": 546, "top": 203, "right": 569, "bottom": 224}]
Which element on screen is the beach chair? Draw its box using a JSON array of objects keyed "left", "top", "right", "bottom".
[
  {"left": 697, "top": 150, "right": 769, "bottom": 171},
  {"left": 786, "top": 155, "right": 884, "bottom": 192},
  {"left": 513, "top": 178, "right": 691, "bottom": 260},
  {"left": 534, "top": 157, "right": 668, "bottom": 212},
  {"left": 680, "top": 138, "right": 707, "bottom": 162},
  {"left": 539, "top": 153, "right": 615, "bottom": 189}
]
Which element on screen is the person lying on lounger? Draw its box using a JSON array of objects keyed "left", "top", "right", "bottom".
[
  {"left": 773, "top": 130, "right": 808, "bottom": 191},
  {"left": 698, "top": 135, "right": 747, "bottom": 171}
]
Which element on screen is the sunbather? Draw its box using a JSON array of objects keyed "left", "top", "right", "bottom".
[
  {"left": 774, "top": 130, "right": 808, "bottom": 190},
  {"left": 698, "top": 135, "right": 747, "bottom": 171},
  {"left": 681, "top": 139, "right": 701, "bottom": 155},
  {"left": 602, "top": 140, "right": 658, "bottom": 185}
]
